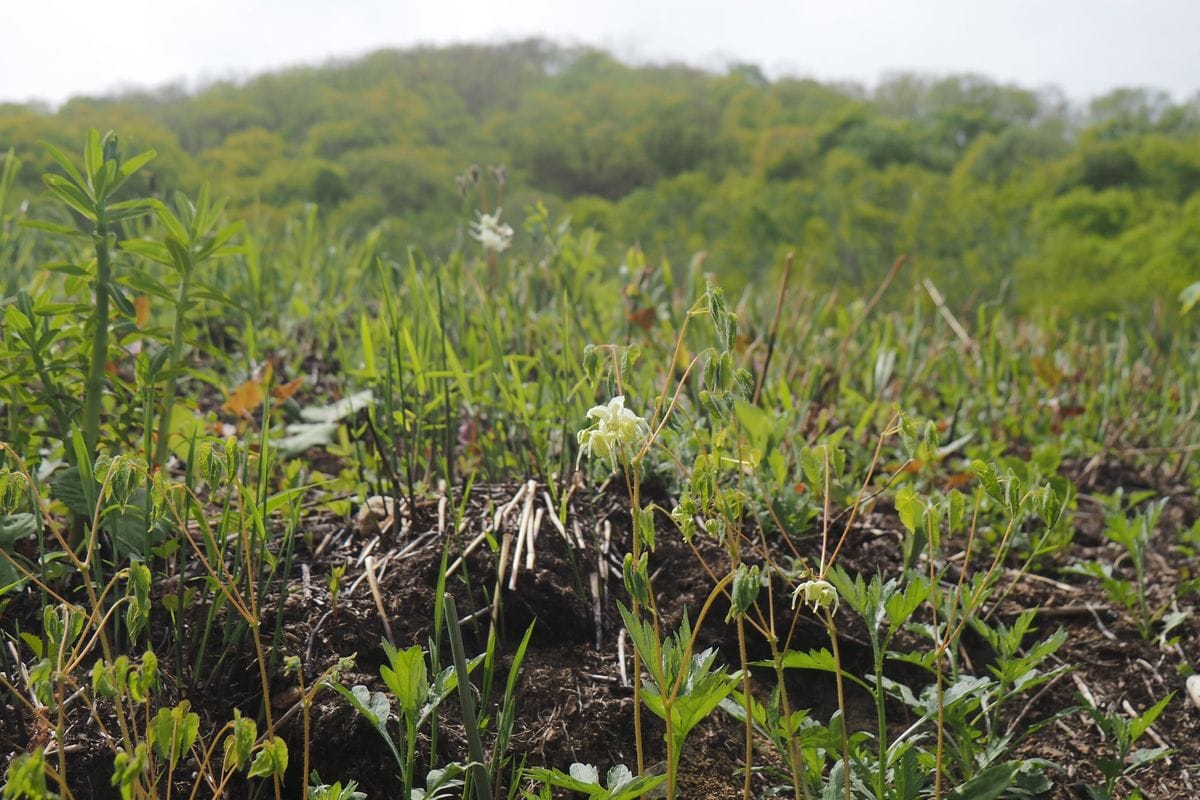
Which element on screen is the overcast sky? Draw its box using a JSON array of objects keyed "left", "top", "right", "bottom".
[{"left": 2, "top": 0, "right": 1198, "bottom": 107}]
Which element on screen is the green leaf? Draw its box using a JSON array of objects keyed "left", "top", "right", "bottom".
[
  {"left": 885, "top": 576, "right": 928, "bottom": 633},
  {"left": 623, "top": 552, "right": 651, "bottom": 607},
  {"left": 107, "top": 198, "right": 156, "bottom": 222},
  {"left": 971, "top": 460, "right": 1003, "bottom": 504},
  {"left": 149, "top": 701, "right": 199, "bottom": 770},
  {"left": 127, "top": 650, "right": 158, "bottom": 703},
  {"left": 125, "top": 561, "right": 153, "bottom": 639},
  {"left": 944, "top": 761, "right": 1022, "bottom": 800},
  {"left": 103, "top": 495, "right": 168, "bottom": 561},
  {"left": 4, "top": 748, "right": 53, "bottom": 800},
  {"left": 51, "top": 466, "right": 96, "bottom": 517},
  {"left": 20, "top": 633, "right": 43, "bottom": 659},
  {"left": 733, "top": 398, "right": 771, "bottom": 449},
  {"left": 91, "top": 154, "right": 118, "bottom": 199},
  {"left": 379, "top": 642, "right": 428, "bottom": 721},
  {"left": 940, "top": 674, "right": 994, "bottom": 711},
  {"left": 799, "top": 447, "right": 822, "bottom": 489},
  {"left": 766, "top": 647, "right": 873, "bottom": 693},
  {"left": 41, "top": 140, "right": 88, "bottom": 188},
  {"left": 1127, "top": 745, "right": 1172, "bottom": 769},
  {"left": 947, "top": 489, "right": 966, "bottom": 531},
  {"left": 1129, "top": 693, "right": 1173, "bottom": 744},
  {"left": 247, "top": 736, "right": 288, "bottom": 780},
  {"left": 121, "top": 266, "right": 174, "bottom": 299},
  {"left": 107, "top": 282, "right": 136, "bottom": 317},
  {"left": 4, "top": 303, "right": 31, "bottom": 334},
  {"left": 149, "top": 199, "right": 188, "bottom": 244},
  {"left": 1180, "top": 281, "right": 1200, "bottom": 314},
  {"left": 617, "top": 603, "right": 661, "bottom": 681},
  {"left": 42, "top": 261, "right": 91, "bottom": 277},
  {"left": 0, "top": 513, "right": 37, "bottom": 548},
  {"left": 523, "top": 766, "right": 599, "bottom": 795},
  {"left": 671, "top": 667, "right": 739, "bottom": 740},
  {"left": 895, "top": 486, "right": 923, "bottom": 533},
  {"left": 43, "top": 174, "right": 96, "bottom": 220},
  {"left": 635, "top": 505, "right": 655, "bottom": 549},
  {"left": 21, "top": 219, "right": 87, "bottom": 238},
  {"left": 164, "top": 236, "right": 192, "bottom": 272},
  {"left": 222, "top": 709, "right": 257, "bottom": 772},
  {"left": 890, "top": 746, "right": 922, "bottom": 800},
  {"left": 772, "top": 647, "right": 839, "bottom": 673},
  {"left": 0, "top": 551, "right": 28, "bottom": 594},
  {"left": 112, "top": 744, "right": 148, "bottom": 800},
  {"left": 84, "top": 129, "right": 103, "bottom": 182},
  {"left": 119, "top": 149, "right": 157, "bottom": 178}
]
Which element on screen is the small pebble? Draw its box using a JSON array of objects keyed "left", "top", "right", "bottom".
[{"left": 1187, "top": 675, "right": 1200, "bottom": 711}]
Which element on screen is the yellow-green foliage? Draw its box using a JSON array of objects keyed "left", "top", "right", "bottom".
[{"left": 2, "top": 40, "right": 1199, "bottom": 320}]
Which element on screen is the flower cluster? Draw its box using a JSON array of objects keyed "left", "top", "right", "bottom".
[
  {"left": 469, "top": 208, "right": 514, "bottom": 253},
  {"left": 576, "top": 396, "right": 649, "bottom": 469}
]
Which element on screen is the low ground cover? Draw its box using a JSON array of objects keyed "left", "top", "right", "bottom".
[{"left": 1, "top": 133, "right": 1198, "bottom": 799}]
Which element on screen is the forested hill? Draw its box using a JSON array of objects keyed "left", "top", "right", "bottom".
[{"left": 3, "top": 39, "right": 1199, "bottom": 319}]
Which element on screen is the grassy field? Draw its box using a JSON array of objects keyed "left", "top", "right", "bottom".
[{"left": 1, "top": 130, "right": 1199, "bottom": 800}]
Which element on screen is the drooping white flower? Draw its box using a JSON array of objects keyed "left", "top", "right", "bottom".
[
  {"left": 576, "top": 395, "right": 648, "bottom": 468},
  {"left": 792, "top": 578, "right": 839, "bottom": 614},
  {"left": 587, "top": 396, "right": 648, "bottom": 446},
  {"left": 469, "top": 208, "right": 514, "bottom": 253}
]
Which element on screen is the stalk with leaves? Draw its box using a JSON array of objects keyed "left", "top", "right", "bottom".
[
  {"left": 121, "top": 186, "right": 242, "bottom": 468},
  {"left": 35, "top": 130, "right": 156, "bottom": 467}
]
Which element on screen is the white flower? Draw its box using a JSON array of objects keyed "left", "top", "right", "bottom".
[
  {"left": 792, "top": 578, "right": 839, "bottom": 614},
  {"left": 469, "top": 208, "right": 514, "bottom": 253},
  {"left": 576, "top": 395, "right": 648, "bottom": 468}
]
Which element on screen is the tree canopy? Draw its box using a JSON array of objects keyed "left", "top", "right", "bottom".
[{"left": 2, "top": 39, "right": 1198, "bottom": 320}]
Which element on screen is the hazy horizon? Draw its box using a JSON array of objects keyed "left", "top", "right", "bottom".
[{"left": 2, "top": 1, "right": 1199, "bottom": 109}]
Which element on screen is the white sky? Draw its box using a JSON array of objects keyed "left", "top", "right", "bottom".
[{"left": 2, "top": 0, "right": 1198, "bottom": 107}]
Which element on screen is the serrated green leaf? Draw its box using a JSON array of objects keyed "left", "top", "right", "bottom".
[{"left": 380, "top": 643, "right": 428, "bottom": 720}]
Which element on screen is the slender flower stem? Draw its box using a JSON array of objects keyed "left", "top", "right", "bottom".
[
  {"left": 826, "top": 610, "right": 851, "bottom": 800},
  {"left": 624, "top": 452, "right": 646, "bottom": 776},
  {"left": 770, "top": 646, "right": 812, "bottom": 800},
  {"left": 873, "top": 636, "right": 888, "bottom": 800},
  {"left": 736, "top": 613, "right": 753, "bottom": 800}
]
